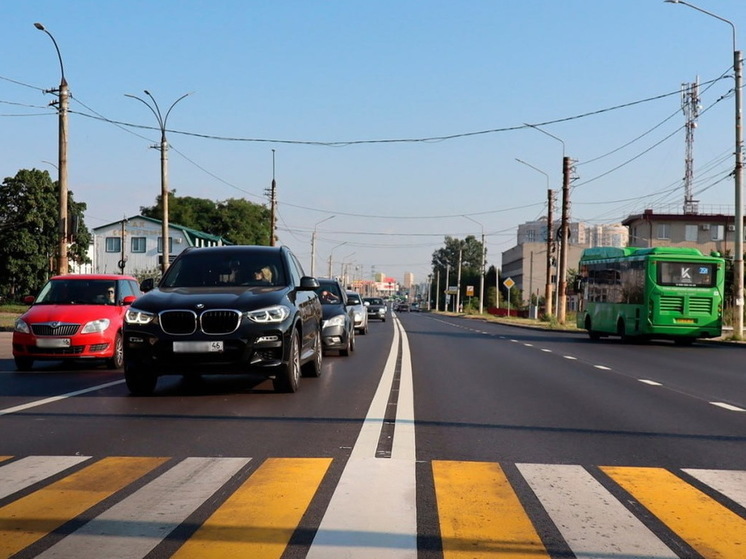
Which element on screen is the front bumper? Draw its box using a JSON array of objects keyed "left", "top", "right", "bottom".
[
  {"left": 13, "top": 332, "right": 115, "bottom": 361},
  {"left": 321, "top": 324, "right": 348, "bottom": 350}
]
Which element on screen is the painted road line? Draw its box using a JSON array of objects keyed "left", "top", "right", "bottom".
[
  {"left": 0, "top": 455, "right": 90, "bottom": 500},
  {"left": 540, "top": 348, "right": 552, "bottom": 352},
  {"left": 639, "top": 379, "right": 663, "bottom": 386},
  {"left": 710, "top": 401, "right": 746, "bottom": 412},
  {"left": 519, "top": 463, "right": 678, "bottom": 559},
  {"left": 172, "top": 457, "right": 331, "bottom": 559},
  {"left": 563, "top": 355, "right": 577, "bottom": 360},
  {"left": 434, "top": 461, "right": 549, "bottom": 559},
  {"left": 602, "top": 466, "right": 746, "bottom": 559},
  {"left": 593, "top": 365, "right": 611, "bottom": 370},
  {"left": 308, "top": 317, "right": 417, "bottom": 559},
  {"left": 0, "top": 380, "right": 125, "bottom": 416},
  {"left": 0, "top": 456, "right": 167, "bottom": 558},
  {"left": 35, "top": 457, "right": 250, "bottom": 559},
  {"left": 683, "top": 469, "right": 746, "bottom": 509}
]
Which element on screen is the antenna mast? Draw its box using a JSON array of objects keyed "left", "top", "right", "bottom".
[{"left": 681, "top": 78, "right": 700, "bottom": 214}]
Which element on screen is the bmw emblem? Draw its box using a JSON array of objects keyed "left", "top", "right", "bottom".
[{"left": 195, "top": 303, "right": 204, "bottom": 310}]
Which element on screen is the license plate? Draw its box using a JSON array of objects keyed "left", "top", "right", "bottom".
[
  {"left": 675, "top": 318, "right": 695, "bottom": 324},
  {"left": 173, "top": 341, "right": 224, "bottom": 353},
  {"left": 36, "top": 338, "right": 71, "bottom": 348}
]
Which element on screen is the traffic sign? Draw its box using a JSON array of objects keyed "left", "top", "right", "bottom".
[{"left": 503, "top": 277, "right": 515, "bottom": 289}]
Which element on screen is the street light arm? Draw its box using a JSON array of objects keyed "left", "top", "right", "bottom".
[
  {"left": 664, "top": 0, "right": 736, "bottom": 50},
  {"left": 125, "top": 93, "right": 163, "bottom": 131},
  {"left": 515, "top": 158, "right": 550, "bottom": 189},
  {"left": 524, "top": 123, "right": 565, "bottom": 157},
  {"left": 34, "top": 23, "right": 66, "bottom": 86},
  {"left": 163, "top": 91, "right": 194, "bottom": 129}
]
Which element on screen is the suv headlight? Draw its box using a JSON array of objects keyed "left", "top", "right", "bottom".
[
  {"left": 82, "top": 318, "right": 111, "bottom": 334},
  {"left": 323, "top": 314, "right": 346, "bottom": 329},
  {"left": 125, "top": 307, "right": 156, "bottom": 325},
  {"left": 246, "top": 305, "right": 290, "bottom": 323},
  {"left": 14, "top": 318, "right": 30, "bottom": 334}
]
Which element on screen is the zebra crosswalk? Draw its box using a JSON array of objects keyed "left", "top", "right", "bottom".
[{"left": 0, "top": 455, "right": 744, "bottom": 559}]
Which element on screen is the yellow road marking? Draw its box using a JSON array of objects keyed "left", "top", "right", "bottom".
[
  {"left": 433, "top": 460, "right": 549, "bottom": 559},
  {"left": 602, "top": 466, "right": 746, "bottom": 559},
  {"left": 0, "top": 457, "right": 12, "bottom": 464},
  {"left": 0, "top": 456, "right": 167, "bottom": 558},
  {"left": 172, "top": 457, "right": 332, "bottom": 559}
]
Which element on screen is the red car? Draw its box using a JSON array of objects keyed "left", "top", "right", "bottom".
[{"left": 12, "top": 274, "right": 141, "bottom": 371}]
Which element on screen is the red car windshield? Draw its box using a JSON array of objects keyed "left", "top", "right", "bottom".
[{"left": 35, "top": 279, "right": 117, "bottom": 305}]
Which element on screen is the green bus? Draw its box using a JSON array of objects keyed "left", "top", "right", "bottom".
[{"left": 575, "top": 246, "right": 724, "bottom": 344}]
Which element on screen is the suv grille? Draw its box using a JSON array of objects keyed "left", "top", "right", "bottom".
[
  {"left": 158, "top": 309, "right": 242, "bottom": 335},
  {"left": 32, "top": 323, "right": 79, "bottom": 336},
  {"left": 160, "top": 310, "right": 198, "bottom": 335},
  {"left": 201, "top": 310, "right": 241, "bottom": 334}
]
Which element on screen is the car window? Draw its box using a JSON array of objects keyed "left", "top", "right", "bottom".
[
  {"left": 36, "top": 279, "right": 118, "bottom": 305},
  {"left": 161, "top": 251, "right": 286, "bottom": 288},
  {"left": 347, "top": 293, "right": 361, "bottom": 304}
]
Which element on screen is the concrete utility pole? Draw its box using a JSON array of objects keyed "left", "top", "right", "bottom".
[
  {"left": 546, "top": 189, "right": 555, "bottom": 316},
  {"left": 268, "top": 150, "right": 277, "bottom": 246},
  {"left": 455, "top": 248, "right": 463, "bottom": 313},
  {"left": 35, "top": 23, "right": 69, "bottom": 276},
  {"left": 557, "top": 156, "right": 571, "bottom": 324}
]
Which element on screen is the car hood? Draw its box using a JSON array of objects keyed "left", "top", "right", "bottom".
[
  {"left": 20, "top": 304, "right": 124, "bottom": 324},
  {"left": 132, "top": 286, "right": 291, "bottom": 313}
]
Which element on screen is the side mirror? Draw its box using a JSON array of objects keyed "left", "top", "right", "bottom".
[
  {"left": 122, "top": 295, "right": 137, "bottom": 306},
  {"left": 364, "top": 301, "right": 370, "bottom": 307},
  {"left": 23, "top": 295, "right": 35, "bottom": 305},
  {"left": 299, "top": 276, "right": 320, "bottom": 290},
  {"left": 140, "top": 278, "right": 155, "bottom": 292}
]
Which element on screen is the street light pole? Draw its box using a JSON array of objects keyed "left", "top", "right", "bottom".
[
  {"left": 126, "top": 91, "right": 192, "bottom": 275},
  {"left": 311, "top": 215, "right": 335, "bottom": 277},
  {"left": 35, "top": 23, "right": 69, "bottom": 276},
  {"left": 516, "top": 158, "right": 553, "bottom": 317},
  {"left": 328, "top": 242, "right": 347, "bottom": 279},
  {"left": 463, "top": 215, "right": 485, "bottom": 314},
  {"left": 665, "top": 0, "right": 743, "bottom": 339}
]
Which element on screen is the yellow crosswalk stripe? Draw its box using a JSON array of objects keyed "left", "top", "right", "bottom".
[
  {"left": 0, "top": 456, "right": 167, "bottom": 559},
  {"left": 602, "top": 466, "right": 746, "bottom": 559},
  {"left": 433, "top": 460, "right": 550, "bottom": 559},
  {"left": 171, "top": 457, "right": 332, "bottom": 559}
]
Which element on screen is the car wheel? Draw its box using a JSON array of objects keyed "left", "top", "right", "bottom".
[
  {"left": 301, "top": 328, "right": 323, "bottom": 378},
  {"left": 340, "top": 330, "right": 351, "bottom": 356},
  {"left": 124, "top": 361, "right": 157, "bottom": 396},
  {"left": 106, "top": 332, "right": 124, "bottom": 369},
  {"left": 14, "top": 357, "right": 33, "bottom": 371},
  {"left": 350, "top": 327, "right": 356, "bottom": 352},
  {"left": 274, "top": 330, "right": 300, "bottom": 393}
]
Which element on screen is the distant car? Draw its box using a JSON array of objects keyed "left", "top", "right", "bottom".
[
  {"left": 396, "top": 302, "right": 410, "bottom": 312},
  {"left": 363, "top": 297, "right": 387, "bottom": 322},
  {"left": 346, "top": 291, "right": 368, "bottom": 335},
  {"left": 12, "top": 274, "right": 141, "bottom": 371},
  {"left": 410, "top": 303, "right": 420, "bottom": 312},
  {"left": 315, "top": 279, "right": 355, "bottom": 355},
  {"left": 122, "top": 245, "right": 323, "bottom": 395}
]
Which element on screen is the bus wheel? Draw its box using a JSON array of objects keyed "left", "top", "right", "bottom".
[
  {"left": 585, "top": 317, "right": 600, "bottom": 341},
  {"left": 617, "top": 319, "right": 628, "bottom": 342}
]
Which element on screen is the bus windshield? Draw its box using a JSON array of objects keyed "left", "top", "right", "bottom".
[{"left": 657, "top": 261, "right": 716, "bottom": 288}]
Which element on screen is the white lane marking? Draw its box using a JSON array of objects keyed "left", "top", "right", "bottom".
[
  {"left": 0, "top": 455, "right": 91, "bottom": 500},
  {"left": 594, "top": 365, "right": 611, "bottom": 370},
  {"left": 308, "top": 317, "right": 417, "bottom": 559},
  {"left": 35, "top": 457, "right": 250, "bottom": 559},
  {"left": 710, "top": 402, "right": 746, "bottom": 412},
  {"left": 683, "top": 469, "right": 746, "bottom": 508},
  {"left": 518, "top": 463, "right": 678, "bottom": 559},
  {"left": 0, "top": 380, "right": 125, "bottom": 416},
  {"left": 524, "top": 343, "right": 533, "bottom": 347},
  {"left": 540, "top": 348, "right": 552, "bottom": 353},
  {"left": 563, "top": 355, "right": 577, "bottom": 360},
  {"left": 639, "top": 379, "right": 663, "bottom": 386}
]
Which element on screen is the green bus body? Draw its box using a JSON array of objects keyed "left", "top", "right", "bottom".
[{"left": 576, "top": 246, "right": 724, "bottom": 343}]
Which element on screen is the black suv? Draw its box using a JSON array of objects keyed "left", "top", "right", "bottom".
[{"left": 123, "top": 245, "right": 322, "bottom": 395}]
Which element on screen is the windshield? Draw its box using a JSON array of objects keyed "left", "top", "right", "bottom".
[
  {"left": 365, "top": 298, "right": 383, "bottom": 305},
  {"left": 161, "top": 252, "right": 285, "bottom": 288},
  {"left": 347, "top": 294, "right": 361, "bottom": 305},
  {"left": 35, "top": 279, "right": 118, "bottom": 305},
  {"left": 657, "top": 261, "right": 716, "bottom": 288}
]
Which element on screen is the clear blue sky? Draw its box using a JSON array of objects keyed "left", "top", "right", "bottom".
[{"left": 2, "top": 1, "right": 745, "bottom": 284}]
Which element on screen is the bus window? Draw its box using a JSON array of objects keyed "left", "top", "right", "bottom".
[{"left": 657, "top": 262, "right": 715, "bottom": 287}]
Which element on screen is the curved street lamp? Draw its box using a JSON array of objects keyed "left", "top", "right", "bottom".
[
  {"left": 463, "top": 215, "right": 486, "bottom": 314},
  {"left": 516, "top": 157, "right": 555, "bottom": 316},
  {"left": 34, "top": 22, "right": 69, "bottom": 275},
  {"left": 126, "top": 91, "right": 192, "bottom": 274},
  {"left": 665, "top": 0, "right": 744, "bottom": 339},
  {"left": 311, "top": 215, "right": 335, "bottom": 276}
]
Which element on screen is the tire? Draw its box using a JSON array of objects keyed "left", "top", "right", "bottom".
[
  {"left": 350, "top": 327, "right": 356, "bottom": 352},
  {"left": 14, "top": 357, "right": 33, "bottom": 371},
  {"left": 301, "top": 328, "right": 323, "bottom": 378},
  {"left": 585, "top": 317, "right": 600, "bottom": 341},
  {"left": 106, "top": 332, "right": 124, "bottom": 369},
  {"left": 340, "top": 329, "right": 352, "bottom": 356},
  {"left": 124, "top": 361, "right": 157, "bottom": 396},
  {"left": 274, "top": 330, "right": 300, "bottom": 393}
]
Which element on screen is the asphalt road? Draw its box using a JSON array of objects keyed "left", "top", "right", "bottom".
[{"left": 0, "top": 313, "right": 744, "bottom": 559}]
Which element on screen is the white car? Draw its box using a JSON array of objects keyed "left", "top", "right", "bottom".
[{"left": 346, "top": 291, "right": 368, "bottom": 335}]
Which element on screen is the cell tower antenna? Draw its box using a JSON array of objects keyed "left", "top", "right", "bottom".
[{"left": 681, "top": 78, "right": 700, "bottom": 214}]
